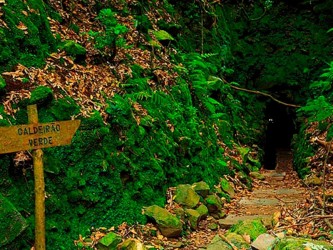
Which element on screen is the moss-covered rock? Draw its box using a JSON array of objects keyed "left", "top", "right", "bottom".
[
  {"left": 185, "top": 208, "right": 201, "bottom": 230},
  {"left": 196, "top": 204, "right": 209, "bottom": 220},
  {"left": 118, "top": 238, "right": 146, "bottom": 250},
  {"left": 229, "top": 219, "right": 266, "bottom": 241},
  {"left": 29, "top": 86, "right": 53, "bottom": 106},
  {"left": 174, "top": 184, "right": 200, "bottom": 208},
  {"left": 250, "top": 171, "right": 265, "bottom": 180},
  {"left": 205, "top": 194, "right": 223, "bottom": 213},
  {"left": 273, "top": 237, "right": 333, "bottom": 250},
  {"left": 144, "top": 205, "right": 183, "bottom": 237},
  {"left": 0, "top": 193, "right": 27, "bottom": 247},
  {"left": 206, "top": 235, "right": 232, "bottom": 250},
  {"left": 96, "top": 232, "right": 122, "bottom": 250},
  {"left": 174, "top": 207, "right": 185, "bottom": 221},
  {"left": 226, "top": 232, "right": 251, "bottom": 249},
  {"left": 220, "top": 178, "right": 235, "bottom": 198},
  {"left": 192, "top": 181, "right": 210, "bottom": 198}
]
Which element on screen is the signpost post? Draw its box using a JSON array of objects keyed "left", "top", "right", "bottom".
[{"left": 0, "top": 104, "right": 80, "bottom": 250}]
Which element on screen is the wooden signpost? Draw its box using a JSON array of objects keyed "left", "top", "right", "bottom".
[{"left": 0, "top": 105, "right": 80, "bottom": 250}]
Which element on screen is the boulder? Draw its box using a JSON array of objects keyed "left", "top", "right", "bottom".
[
  {"left": 118, "top": 238, "right": 146, "bottom": 250},
  {"left": 220, "top": 178, "right": 235, "bottom": 198},
  {"left": 228, "top": 219, "right": 266, "bottom": 241},
  {"left": 0, "top": 194, "right": 27, "bottom": 247},
  {"left": 251, "top": 233, "right": 276, "bottom": 250},
  {"left": 185, "top": 209, "right": 201, "bottom": 230},
  {"left": 192, "top": 181, "right": 210, "bottom": 197},
  {"left": 144, "top": 205, "right": 182, "bottom": 237},
  {"left": 174, "top": 184, "right": 200, "bottom": 208},
  {"left": 96, "top": 232, "right": 122, "bottom": 250}
]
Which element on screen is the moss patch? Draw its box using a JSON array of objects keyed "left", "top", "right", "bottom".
[
  {"left": 229, "top": 219, "right": 266, "bottom": 241},
  {"left": 29, "top": 86, "right": 53, "bottom": 105}
]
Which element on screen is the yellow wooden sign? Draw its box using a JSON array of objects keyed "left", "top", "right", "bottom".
[
  {"left": 0, "top": 105, "right": 80, "bottom": 250},
  {"left": 0, "top": 120, "right": 80, "bottom": 154}
]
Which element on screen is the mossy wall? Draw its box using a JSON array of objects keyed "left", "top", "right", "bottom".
[{"left": 0, "top": 0, "right": 57, "bottom": 72}]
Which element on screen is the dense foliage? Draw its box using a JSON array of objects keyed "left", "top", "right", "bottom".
[{"left": 0, "top": 0, "right": 332, "bottom": 249}]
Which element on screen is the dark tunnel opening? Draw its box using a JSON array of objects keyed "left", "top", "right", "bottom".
[{"left": 263, "top": 101, "right": 296, "bottom": 170}]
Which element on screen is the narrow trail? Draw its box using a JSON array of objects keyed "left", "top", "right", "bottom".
[
  {"left": 132, "top": 149, "right": 314, "bottom": 249},
  {"left": 221, "top": 148, "right": 309, "bottom": 228}
]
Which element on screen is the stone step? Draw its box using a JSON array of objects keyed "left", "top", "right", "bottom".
[{"left": 218, "top": 214, "right": 273, "bottom": 229}]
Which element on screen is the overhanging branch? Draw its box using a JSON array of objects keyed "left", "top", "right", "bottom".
[{"left": 227, "top": 83, "right": 301, "bottom": 108}]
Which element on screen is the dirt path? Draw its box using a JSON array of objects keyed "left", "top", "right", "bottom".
[{"left": 221, "top": 148, "right": 309, "bottom": 228}]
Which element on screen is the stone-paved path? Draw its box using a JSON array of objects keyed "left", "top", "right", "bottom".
[{"left": 219, "top": 148, "right": 309, "bottom": 228}]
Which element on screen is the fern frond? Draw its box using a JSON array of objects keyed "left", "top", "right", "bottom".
[{"left": 200, "top": 53, "right": 218, "bottom": 59}]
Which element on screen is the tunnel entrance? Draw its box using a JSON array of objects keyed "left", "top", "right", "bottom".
[{"left": 263, "top": 101, "right": 296, "bottom": 170}]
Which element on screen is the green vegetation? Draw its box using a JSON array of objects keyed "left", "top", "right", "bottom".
[{"left": 0, "top": 0, "right": 332, "bottom": 249}]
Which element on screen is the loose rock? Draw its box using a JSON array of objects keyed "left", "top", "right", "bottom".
[
  {"left": 174, "top": 184, "right": 200, "bottom": 208},
  {"left": 192, "top": 181, "right": 210, "bottom": 198},
  {"left": 144, "top": 205, "right": 183, "bottom": 237},
  {"left": 251, "top": 233, "right": 276, "bottom": 250}
]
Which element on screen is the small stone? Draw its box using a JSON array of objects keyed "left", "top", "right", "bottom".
[
  {"left": 211, "top": 210, "right": 226, "bottom": 219},
  {"left": 208, "top": 223, "right": 218, "bottom": 230},
  {"left": 174, "top": 184, "right": 200, "bottom": 208},
  {"left": 251, "top": 233, "right": 276, "bottom": 250},
  {"left": 275, "top": 232, "right": 285, "bottom": 239},
  {"left": 192, "top": 181, "right": 210, "bottom": 197}
]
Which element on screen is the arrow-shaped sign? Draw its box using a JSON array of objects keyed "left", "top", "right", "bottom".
[{"left": 0, "top": 120, "right": 80, "bottom": 154}]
